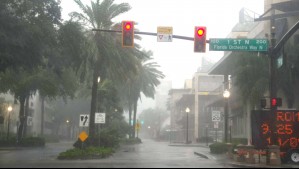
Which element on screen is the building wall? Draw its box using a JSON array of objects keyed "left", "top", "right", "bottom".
[{"left": 193, "top": 73, "right": 224, "bottom": 141}]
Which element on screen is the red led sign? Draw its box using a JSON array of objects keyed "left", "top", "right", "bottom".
[{"left": 252, "top": 110, "right": 299, "bottom": 150}]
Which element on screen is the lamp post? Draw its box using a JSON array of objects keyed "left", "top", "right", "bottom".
[
  {"left": 223, "top": 89, "right": 230, "bottom": 143},
  {"left": 185, "top": 107, "right": 190, "bottom": 144},
  {"left": 66, "top": 120, "right": 70, "bottom": 140},
  {"left": 7, "top": 106, "right": 12, "bottom": 140}
]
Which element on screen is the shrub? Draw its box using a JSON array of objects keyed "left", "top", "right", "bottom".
[
  {"left": 0, "top": 136, "right": 45, "bottom": 147},
  {"left": 231, "top": 138, "right": 247, "bottom": 145},
  {"left": 19, "top": 137, "right": 45, "bottom": 147},
  {"left": 209, "top": 142, "right": 228, "bottom": 154},
  {"left": 57, "top": 146, "right": 114, "bottom": 160}
]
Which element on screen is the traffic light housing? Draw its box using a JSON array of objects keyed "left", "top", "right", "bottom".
[
  {"left": 122, "top": 21, "right": 134, "bottom": 47},
  {"left": 271, "top": 97, "right": 282, "bottom": 108},
  {"left": 194, "top": 26, "right": 206, "bottom": 52},
  {"left": 261, "top": 98, "right": 267, "bottom": 109},
  {"left": 260, "top": 97, "right": 282, "bottom": 109}
]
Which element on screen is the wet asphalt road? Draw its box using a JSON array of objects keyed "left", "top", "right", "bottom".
[{"left": 0, "top": 139, "right": 233, "bottom": 168}]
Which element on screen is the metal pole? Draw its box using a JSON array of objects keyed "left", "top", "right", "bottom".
[
  {"left": 224, "top": 75, "right": 229, "bottom": 143},
  {"left": 224, "top": 99, "right": 228, "bottom": 143},
  {"left": 206, "top": 127, "right": 208, "bottom": 146},
  {"left": 186, "top": 113, "right": 189, "bottom": 144},
  {"left": 6, "top": 113, "right": 10, "bottom": 140}
]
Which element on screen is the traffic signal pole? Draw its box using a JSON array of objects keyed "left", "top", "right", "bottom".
[
  {"left": 92, "top": 29, "right": 203, "bottom": 42},
  {"left": 269, "top": 8, "right": 278, "bottom": 146}
]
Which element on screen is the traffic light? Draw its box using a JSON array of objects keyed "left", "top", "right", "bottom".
[
  {"left": 261, "top": 98, "right": 267, "bottom": 109},
  {"left": 194, "top": 26, "right": 206, "bottom": 53},
  {"left": 122, "top": 21, "right": 134, "bottom": 47},
  {"left": 271, "top": 97, "right": 282, "bottom": 108}
]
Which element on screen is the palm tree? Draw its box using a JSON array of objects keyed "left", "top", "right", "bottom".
[
  {"left": 124, "top": 54, "right": 165, "bottom": 138},
  {"left": 232, "top": 52, "right": 269, "bottom": 108},
  {"left": 71, "top": 0, "right": 146, "bottom": 142}
]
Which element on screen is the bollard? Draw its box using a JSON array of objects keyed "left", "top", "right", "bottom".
[
  {"left": 268, "top": 145, "right": 281, "bottom": 166},
  {"left": 236, "top": 144, "right": 246, "bottom": 162},
  {"left": 226, "top": 143, "right": 233, "bottom": 159}
]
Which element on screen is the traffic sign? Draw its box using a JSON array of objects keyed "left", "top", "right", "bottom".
[
  {"left": 135, "top": 121, "right": 141, "bottom": 131},
  {"left": 212, "top": 111, "right": 221, "bottom": 122},
  {"left": 157, "top": 26, "right": 173, "bottom": 42},
  {"left": 79, "top": 131, "right": 88, "bottom": 142},
  {"left": 79, "top": 114, "right": 89, "bottom": 127},
  {"left": 95, "top": 113, "right": 105, "bottom": 124},
  {"left": 209, "top": 38, "right": 268, "bottom": 51}
]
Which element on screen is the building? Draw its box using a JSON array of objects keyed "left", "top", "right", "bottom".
[
  {"left": 168, "top": 57, "right": 224, "bottom": 143},
  {"left": 208, "top": 0, "right": 299, "bottom": 144}
]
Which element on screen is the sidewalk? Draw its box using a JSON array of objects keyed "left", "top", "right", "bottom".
[{"left": 168, "top": 142, "right": 299, "bottom": 168}]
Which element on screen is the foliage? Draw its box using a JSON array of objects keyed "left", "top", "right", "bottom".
[
  {"left": 138, "top": 108, "right": 169, "bottom": 138},
  {"left": 0, "top": 136, "right": 45, "bottom": 147},
  {"left": 209, "top": 142, "right": 228, "bottom": 154},
  {"left": 232, "top": 52, "right": 269, "bottom": 107},
  {"left": 19, "top": 137, "right": 45, "bottom": 147},
  {"left": 57, "top": 146, "right": 114, "bottom": 160},
  {"left": 231, "top": 138, "right": 247, "bottom": 145},
  {"left": 73, "top": 119, "right": 131, "bottom": 149}
]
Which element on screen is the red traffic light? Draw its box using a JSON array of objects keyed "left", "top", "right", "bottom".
[
  {"left": 124, "top": 22, "right": 132, "bottom": 30},
  {"left": 194, "top": 26, "right": 206, "bottom": 53},
  {"left": 122, "top": 21, "right": 134, "bottom": 47},
  {"left": 197, "top": 28, "right": 205, "bottom": 37},
  {"left": 271, "top": 98, "right": 282, "bottom": 107}
]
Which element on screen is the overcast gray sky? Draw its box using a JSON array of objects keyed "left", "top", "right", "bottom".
[{"left": 60, "top": 0, "right": 264, "bottom": 89}]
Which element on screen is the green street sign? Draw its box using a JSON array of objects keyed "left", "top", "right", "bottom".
[{"left": 209, "top": 38, "right": 268, "bottom": 52}]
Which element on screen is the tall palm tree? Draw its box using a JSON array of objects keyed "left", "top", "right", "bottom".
[
  {"left": 124, "top": 54, "right": 165, "bottom": 138},
  {"left": 232, "top": 52, "right": 269, "bottom": 107},
  {"left": 71, "top": 0, "right": 145, "bottom": 141}
]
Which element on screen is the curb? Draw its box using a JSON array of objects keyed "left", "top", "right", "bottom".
[{"left": 194, "top": 152, "right": 209, "bottom": 159}]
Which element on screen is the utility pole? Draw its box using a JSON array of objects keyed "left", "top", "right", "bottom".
[{"left": 269, "top": 6, "right": 277, "bottom": 146}]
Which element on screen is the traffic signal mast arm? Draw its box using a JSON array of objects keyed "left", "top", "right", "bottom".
[{"left": 91, "top": 29, "right": 210, "bottom": 42}]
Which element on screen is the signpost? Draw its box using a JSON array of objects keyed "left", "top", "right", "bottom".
[
  {"left": 157, "top": 26, "right": 173, "bottom": 42},
  {"left": 209, "top": 38, "right": 268, "bottom": 51}
]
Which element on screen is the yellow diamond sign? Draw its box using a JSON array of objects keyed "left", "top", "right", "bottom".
[{"left": 79, "top": 131, "right": 88, "bottom": 142}]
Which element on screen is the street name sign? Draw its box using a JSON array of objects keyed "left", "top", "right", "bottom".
[
  {"left": 157, "top": 26, "right": 173, "bottom": 42},
  {"left": 209, "top": 38, "right": 268, "bottom": 52}
]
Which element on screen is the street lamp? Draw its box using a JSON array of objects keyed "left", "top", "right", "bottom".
[
  {"left": 185, "top": 107, "right": 190, "bottom": 144},
  {"left": 7, "top": 105, "right": 12, "bottom": 140},
  {"left": 223, "top": 89, "right": 230, "bottom": 143}
]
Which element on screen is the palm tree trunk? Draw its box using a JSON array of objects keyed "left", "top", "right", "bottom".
[
  {"left": 133, "top": 100, "right": 138, "bottom": 138},
  {"left": 89, "top": 64, "right": 99, "bottom": 143}
]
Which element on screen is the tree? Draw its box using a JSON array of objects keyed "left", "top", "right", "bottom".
[
  {"left": 0, "top": 0, "right": 60, "bottom": 72},
  {"left": 70, "top": 0, "right": 142, "bottom": 142},
  {"left": 232, "top": 52, "right": 269, "bottom": 107},
  {"left": 138, "top": 108, "right": 169, "bottom": 139},
  {"left": 129, "top": 56, "right": 165, "bottom": 138}
]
